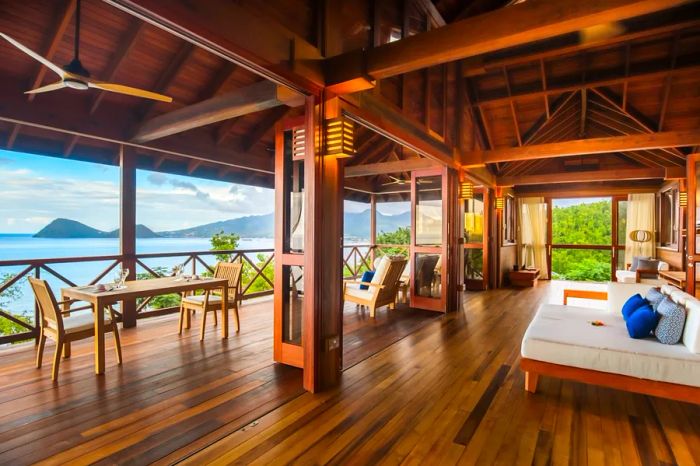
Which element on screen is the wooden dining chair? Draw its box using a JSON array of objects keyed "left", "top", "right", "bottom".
[
  {"left": 179, "top": 262, "right": 243, "bottom": 341},
  {"left": 28, "top": 277, "right": 122, "bottom": 381}
]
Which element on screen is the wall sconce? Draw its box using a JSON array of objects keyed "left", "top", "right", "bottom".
[
  {"left": 680, "top": 191, "right": 688, "bottom": 207},
  {"left": 323, "top": 117, "right": 355, "bottom": 157},
  {"left": 495, "top": 197, "right": 505, "bottom": 210},
  {"left": 459, "top": 181, "right": 474, "bottom": 199}
]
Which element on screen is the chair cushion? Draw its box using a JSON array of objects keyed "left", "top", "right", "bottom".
[
  {"left": 621, "top": 293, "right": 646, "bottom": 321},
  {"left": 626, "top": 303, "right": 658, "bottom": 339},
  {"left": 655, "top": 297, "right": 687, "bottom": 345},
  {"left": 372, "top": 256, "right": 390, "bottom": 285},
  {"left": 181, "top": 295, "right": 235, "bottom": 306},
  {"left": 637, "top": 259, "right": 660, "bottom": 278},
  {"left": 345, "top": 284, "right": 373, "bottom": 300},
  {"left": 630, "top": 256, "right": 650, "bottom": 272},
  {"left": 360, "top": 271, "right": 375, "bottom": 290},
  {"left": 615, "top": 270, "right": 638, "bottom": 284},
  {"left": 48, "top": 310, "right": 112, "bottom": 334},
  {"left": 645, "top": 288, "right": 665, "bottom": 311}
]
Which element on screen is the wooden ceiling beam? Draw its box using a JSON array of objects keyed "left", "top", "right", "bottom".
[
  {"left": 462, "top": 13, "right": 700, "bottom": 77},
  {"left": 465, "top": 130, "right": 700, "bottom": 165},
  {"left": 326, "top": 0, "right": 689, "bottom": 88},
  {"left": 471, "top": 60, "right": 700, "bottom": 106},
  {"left": 89, "top": 21, "right": 146, "bottom": 115},
  {"left": 413, "top": 0, "right": 447, "bottom": 27},
  {"left": 240, "top": 106, "right": 290, "bottom": 152},
  {"left": 345, "top": 158, "right": 439, "bottom": 178},
  {"left": 133, "top": 80, "right": 304, "bottom": 143},
  {"left": 27, "top": 0, "right": 77, "bottom": 103},
  {"left": 197, "top": 62, "right": 238, "bottom": 102},
  {"left": 498, "top": 166, "right": 683, "bottom": 186}
]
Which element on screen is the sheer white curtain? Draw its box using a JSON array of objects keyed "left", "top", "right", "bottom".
[
  {"left": 625, "top": 193, "right": 656, "bottom": 265},
  {"left": 518, "top": 197, "right": 549, "bottom": 277}
]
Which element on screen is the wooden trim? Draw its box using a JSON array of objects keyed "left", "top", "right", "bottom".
[
  {"left": 562, "top": 289, "right": 608, "bottom": 305},
  {"left": 520, "top": 358, "right": 700, "bottom": 405},
  {"left": 497, "top": 167, "right": 682, "bottom": 187},
  {"left": 345, "top": 158, "right": 439, "bottom": 178},
  {"left": 686, "top": 153, "right": 699, "bottom": 295}
]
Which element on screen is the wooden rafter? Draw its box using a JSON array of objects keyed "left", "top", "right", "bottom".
[
  {"left": 345, "top": 158, "right": 438, "bottom": 178},
  {"left": 6, "top": 125, "right": 21, "bottom": 150},
  {"left": 498, "top": 166, "right": 683, "bottom": 186},
  {"left": 27, "top": 0, "right": 77, "bottom": 103},
  {"left": 502, "top": 67, "right": 521, "bottom": 146},
  {"left": 658, "top": 33, "right": 680, "bottom": 131},
  {"left": 465, "top": 130, "right": 700, "bottom": 165},
  {"left": 413, "top": 0, "right": 446, "bottom": 27},
  {"left": 240, "top": 106, "right": 290, "bottom": 152}
]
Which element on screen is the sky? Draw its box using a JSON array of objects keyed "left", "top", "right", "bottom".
[{"left": 0, "top": 149, "right": 409, "bottom": 234}]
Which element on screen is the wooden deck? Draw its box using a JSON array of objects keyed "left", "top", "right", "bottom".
[{"left": 1, "top": 284, "right": 699, "bottom": 464}]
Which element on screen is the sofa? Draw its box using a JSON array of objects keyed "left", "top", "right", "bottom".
[
  {"left": 520, "top": 282, "right": 700, "bottom": 403},
  {"left": 615, "top": 258, "right": 669, "bottom": 285}
]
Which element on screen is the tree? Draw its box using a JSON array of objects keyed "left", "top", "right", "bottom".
[
  {"left": 0, "top": 273, "right": 30, "bottom": 336},
  {"left": 136, "top": 267, "right": 181, "bottom": 310},
  {"left": 210, "top": 231, "right": 241, "bottom": 262},
  {"left": 376, "top": 226, "right": 410, "bottom": 257}
]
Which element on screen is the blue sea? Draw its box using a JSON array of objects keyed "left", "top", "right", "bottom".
[{"left": 0, "top": 235, "right": 274, "bottom": 319}]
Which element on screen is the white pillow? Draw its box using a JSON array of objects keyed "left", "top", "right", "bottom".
[
  {"left": 372, "top": 256, "right": 390, "bottom": 285},
  {"left": 682, "top": 299, "right": 700, "bottom": 354}
]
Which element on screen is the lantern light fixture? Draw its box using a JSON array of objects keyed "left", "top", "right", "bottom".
[
  {"left": 495, "top": 196, "right": 505, "bottom": 210},
  {"left": 680, "top": 191, "right": 688, "bottom": 207},
  {"left": 324, "top": 116, "right": 355, "bottom": 158},
  {"left": 459, "top": 181, "right": 474, "bottom": 199}
]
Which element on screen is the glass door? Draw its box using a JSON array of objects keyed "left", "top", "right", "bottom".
[
  {"left": 464, "top": 188, "right": 487, "bottom": 290},
  {"left": 410, "top": 168, "right": 447, "bottom": 312}
]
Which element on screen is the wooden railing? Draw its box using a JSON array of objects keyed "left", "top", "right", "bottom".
[
  {"left": 1, "top": 244, "right": 408, "bottom": 345},
  {"left": 0, "top": 248, "right": 273, "bottom": 345}
]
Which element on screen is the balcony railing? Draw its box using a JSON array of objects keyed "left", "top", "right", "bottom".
[{"left": 0, "top": 243, "right": 409, "bottom": 346}]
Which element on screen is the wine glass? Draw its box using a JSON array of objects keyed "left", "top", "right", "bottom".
[
  {"left": 120, "top": 268, "right": 130, "bottom": 288},
  {"left": 172, "top": 264, "right": 183, "bottom": 280}
]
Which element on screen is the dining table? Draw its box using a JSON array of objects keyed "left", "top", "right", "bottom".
[{"left": 61, "top": 276, "right": 229, "bottom": 375}]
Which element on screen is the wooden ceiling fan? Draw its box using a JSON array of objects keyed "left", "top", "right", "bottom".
[
  {"left": 381, "top": 175, "right": 432, "bottom": 186},
  {"left": 0, "top": 0, "right": 172, "bottom": 103}
]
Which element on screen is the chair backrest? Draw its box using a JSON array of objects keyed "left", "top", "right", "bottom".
[
  {"left": 28, "top": 277, "right": 62, "bottom": 332},
  {"left": 375, "top": 258, "right": 407, "bottom": 301},
  {"left": 215, "top": 262, "right": 243, "bottom": 298}
]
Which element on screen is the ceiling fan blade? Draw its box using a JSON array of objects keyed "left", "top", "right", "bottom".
[
  {"left": 88, "top": 81, "right": 173, "bottom": 103},
  {"left": 0, "top": 32, "right": 65, "bottom": 78},
  {"left": 25, "top": 81, "right": 67, "bottom": 95},
  {"left": 381, "top": 181, "right": 397, "bottom": 186}
]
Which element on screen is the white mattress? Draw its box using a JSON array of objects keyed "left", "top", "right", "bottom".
[{"left": 521, "top": 304, "right": 700, "bottom": 387}]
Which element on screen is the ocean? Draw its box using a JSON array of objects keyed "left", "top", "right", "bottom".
[{"left": 0, "top": 235, "right": 275, "bottom": 318}]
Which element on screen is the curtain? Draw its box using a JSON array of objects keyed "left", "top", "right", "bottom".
[
  {"left": 518, "top": 197, "right": 549, "bottom": 277},
  {"left": 625, "top": 193, "right": 656, "bottom": 265}
]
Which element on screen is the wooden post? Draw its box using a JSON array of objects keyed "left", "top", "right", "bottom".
[
  {"left": 370, "top": 193, "right": 377, "bottom": 266},
  {"left": 119, "top": 145, "right": 137, "bottom": 327},
  {"left": 303, "top": 94, "right": 344, "bottom": 392}
]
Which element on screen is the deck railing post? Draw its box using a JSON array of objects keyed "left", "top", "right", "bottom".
[
  {"left": 370, "top": 193, "right": 377, "bottom": 267},
  {"left": 119, "top": 145, "right": 138, "bottom": 328},
  {"left": 33, "top": 265, "right": 40, "bottom": 344}
]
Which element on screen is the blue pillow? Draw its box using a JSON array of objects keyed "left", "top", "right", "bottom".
[
  {"left": 645, "top": 288, "right": 665, "bottom": 311},
  {"left": 621, "top": 293, "right": 646, "bottom": 321},
  {"left": 359, "top": 271, "right": 375, "bottom": 290},
  {"left": 626, "top": 303, "right": 658, "bottom": 339},
  {"left": 655, "top": 297, "right": 686, "bottom": 345}
]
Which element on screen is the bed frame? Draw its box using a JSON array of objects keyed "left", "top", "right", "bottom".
[{"left": 522, "top": 289, "right": 700, "bottom": 405}]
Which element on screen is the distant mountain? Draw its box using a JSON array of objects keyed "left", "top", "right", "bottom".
[
  {"left": 34, "top": 218, "right": 160, "bottom": 238},
  {"left": 33, "top": 210, "right": 410, "bottom": 240},
  {"left": 158, "top": 214, "right": 275, "bottom": 238}
]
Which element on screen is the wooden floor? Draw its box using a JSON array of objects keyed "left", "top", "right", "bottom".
[
  {"left": 0, "top": 298, "right": 438, "bottom": 465},
  {"left": 2, "top": 284, "right": 699, "bottom": 465}
]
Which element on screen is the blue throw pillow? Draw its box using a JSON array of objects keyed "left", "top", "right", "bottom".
[
  {"left": 655, "top": 297, "right": 687, "bottom": 345},
  {"left": 621, "top": 293, "right": 646, "bottom": 321},
  {"left": 626, "top": 303, "right": 658, "bottom": 339},
  {"left": 359, "top": 271, "right": 375, "bottom": 290},
  {"left": 645, "top": 288, "right": 665, "bottom": 311}
]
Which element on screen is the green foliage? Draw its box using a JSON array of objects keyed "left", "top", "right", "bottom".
[
  {"left": 136, "top": 267, "right": 181, "bottom": 310},
  {"left": 241, "top": 253, "right": 274, "bottom": 294},
  {"left": 551, "top": 200, "right": 613, "bottom": 282},
  {"left": 210, "top": 231, "right": 241, "bottom": 262},
  {"left": 376, "top": 227, "right": 410, "bottom": 257},
  {"left": 0, "top": 273, "right": 30, "bottom": 336}
]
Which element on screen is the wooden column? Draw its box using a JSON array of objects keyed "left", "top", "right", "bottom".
[
  {"left": 119, "top": 145, "right": 137, "bottom": 327},
  {"left": 303, "top": 94, "right": 344, "bottom": 392},
  {"left": 446, "top": 168, "right": 463, "bottom": 311},
  {"left": 370, "top": 193, "right": 377, "bottom": 265}
]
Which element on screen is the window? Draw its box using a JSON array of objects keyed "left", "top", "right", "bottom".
[
  {"left": 502, "top": 195, "right": 516, "bottom": 245},
  {"left": 657, "top": 188, "right": 679, "bottom": 249}
]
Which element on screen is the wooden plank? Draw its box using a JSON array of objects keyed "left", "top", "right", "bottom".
[
  {"left": 345, "top": 158, "right": 439, "bottom": 178},
  {"left": 105, "top": 0, "right": 324, "bottom": 93},
  {"left": 133, "top": 81, "right": 304, "bottom": 143},
  {"left": 497, "top": 167, "right": 678, "bottom": 186},
  {"left": 325, "top": 0, "right": 691, "bottom": 87},
  {"left": 464, "top": 130, "right": 700, "bottom": 165}
]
